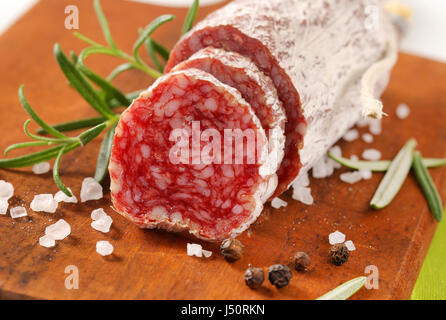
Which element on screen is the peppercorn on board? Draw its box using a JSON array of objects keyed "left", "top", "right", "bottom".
[{"left": 0, "top": 0, "right": 445, "bottom": 300}]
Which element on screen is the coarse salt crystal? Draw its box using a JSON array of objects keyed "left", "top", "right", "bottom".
[
  {"left": 292, "top": 186, "right": 314, "bottom": 205},
  {"left": 362, "top": 133, "right": 374, "bottom": 144},
  {"left": 340, "top": 171, "right": 363, "bottom": 184},
  {"left": 32, "top": 162, "right": 51, "bottom": 175},
  {"left": 312, "top": 156, "right": 334, "bottom": 179},
  {"left": 369, "top": 119, "right": 382, "bottom": 135},
  {"left": 362, "top": 149, "right": 382, "bottom": 161},
  {"left": 91, "top": 215, "right": 113, "bottom": 233},
  {"left": 343, "top": 129, "right": 359, "bottom": 142},
  {"left": 54, "top": 188, "right": 78, "bottom": 203},
  {"left": 80, "top": 177, "right": 103, "bottom": 202},
  {"left": 187, "top": 243, "right": 203, "bottom": 258},
  {"left": 328, "top": 146, "right": 342, "bottom": 169},
  {"left": 271, "top": 197, "right": 287, "bottom": 209},
  {"left": 30, "top": 194, "right": 58, "bottom": 213},
  {"left": 0, "top": 180, "right": 14, "bottom": 200},
  {"left": 10, "top": 206, "right": 27, "bottom": 219},
  {"left": 45, "top": 219, "right": 71, "bottom": 240},
  {"left": 91, "top": 208, "right": 107, "bottom": 221},
  {"left": 360, "top": 169, "right": 373, "bottom": 180},
  {"left": 96, "top": 240, "right": 114, "bottom": 256},
  {"left": 345, "top": 240, "right": 356, "bottom": 251},
  {"left": 0, "top": 199, "right": 8, "bottom": 215},
  {"left": 350, "top": 155, "right": 359, "bottom": 161},
  {"left": 396, "top": 103, "right": 410, "bottom": 119},
  {"left": 293, "top": 171, "right": 310, "bottom": 187},
  {"left": 329, "top": 231, "right": 346, "bottom": 245},
  {"left": 202, "top": 250, "right": 212, "bottom": 258},
  {"left": 39, "top": 234, "right": 56, "bottom": 248}
]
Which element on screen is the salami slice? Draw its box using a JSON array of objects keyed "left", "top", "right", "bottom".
[
  {"left": 109, "top": 69, "right": 278, "bottom": 241},
  {"left": 166, "top": 0, "right": 398, "bottom": 195},
  {"left": 172, "top": 47, "right": 286, "bottom": 173}
]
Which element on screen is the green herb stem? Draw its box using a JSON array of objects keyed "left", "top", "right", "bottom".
[
  {"left": 413, "top": 151, "right": 444, "bottom": 222},
  {"left": 182, "top": 0, "right": 199, "bottom": 35},
  {"left": 370, "top": 139, "right": 417, "bottom": 209},
  {"left": 316, "top": 276, "right": 367, "bottom": 300}
]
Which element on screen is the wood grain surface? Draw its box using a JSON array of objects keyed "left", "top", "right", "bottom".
[{"left": 0, "top": 0, "right": 445, "bottom": 300}]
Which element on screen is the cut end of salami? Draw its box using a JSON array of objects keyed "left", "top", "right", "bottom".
[{"left": 109, "top": 69, "right": 278, "bottom": 241}]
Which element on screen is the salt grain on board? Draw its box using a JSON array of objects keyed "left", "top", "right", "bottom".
[
  {"left": 369, "top": 119, "right": 382, "bottom": 135},
  {"left": 54, "top": 188, "right": 78, "bottom": 203},
  {"left": 30, "top": 194, "right": 58, "bottom": 213},
  {"left": 0, "top": 180, "right": 14, "bottom": 200},
  {"left": 362, "top": 149, "right": 382, "bottom": 161},
  {"left": 312, "top": 156, "right": 334, "bottom": 179},
  {"left": 96, "top": 241, "right": 114, "bottom": 256},
  {"left": 292, "top": 186, "right": 314, "bottom": 205},
  {"left": 91, "top": 215, "right": 113, "bottom": 233},
  {"left": 329, "top": 231, "right": 346, "bottom": 245},
  {"left": 345, "top": 240, "right": 356, "bottom": 251},
  {"left": 328, "top": 146, "right": 342, "bottom": 169},
  {"left": 91, "top": 208, "right": 107, "bottom": 221},
  {"left": 45, "top": 219, "right": 71, "bottom": 240},
  {"left": 10, "top": 206, "right": 27, "bottom": 219},
  {"left": 271, "top": 197, "right": 287, "bottom": 209},
  {"left": 343, "top": 129, "right": 359, "bottom": 142},
  {"left": 39, "top": 234, "right": 56, "bottom": 248},
  {"left": 202, "top": 250, "right": 213, "bottom": 258},
  {"left": 360, "top": 169, "right": 373, "bottom": 180},
  {"left": 340, "top": 171, "right": 363, "bottom": 184},
  {"left": 32, "top": 162, "right": 50, "bottom": 175},
  {"left": 0, "top": 199, "right": 8, "bottom": 215},
  {"left": 187, "top": 243, "right": 203, "bottom": 258},
  {"left": 80, "top": 177, "right": 103, "bottom": 202},
  {"left": 396, "top": 103, "right": 410, "bottom": 119},
  {"left": 362, "top": 133, "right": 374, "bottom": 144}
]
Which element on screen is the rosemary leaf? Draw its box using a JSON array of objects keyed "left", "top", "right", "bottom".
[
  {"left": 413, "top": 151, "right": 444, "bottom": 222},
  {"left": 316, "top": 276, "right": 367, "bottom": 300},
  {"left": 94, "top": 123, "right": 116, "bottom": 182},
  {"left": 70, "top": 51, "right": 78, "bottom": 64},
  {"left": 133, "top": 15, "right": 175, "bottom": 69},
  {"left": 73, "top": 32, "right": 102, "bottom": 47},
  {"left": 53, "top": 145, "right": 72, "bottom": 197},
  {"left": 107, "top": 63, "right": 135, "bottom": 82},
  {"left": 24, "top": 120, "right": 73, "bottom": 143},
  {"left": 145, "top": 38, "right": 165, "bottom": 73},
  {"left": 4, "top": 141, "right": 51, "bottom": 156},
  {"left": 0, "top": 143, "right": 79, "bottom": 169},
  {"left": 54, "top": 44, "right": 116, "bottom": 120},
  {"left": 78, "top": 122, "right": 108, "bottom": 146},
  {"left": 37, "top": 116, "right": 107, "bottom": 134},
  {"left": 182, "top": 0, "right": 199, "bottom": 35},
  {"left": 94, "top": 0, "right": 118, "bottom": 49},
  {"left": 150, "top": 39, "right": 170, "bottom": 61},
  {"left": 370, "top": 139, "right": 417, "bottom": 209},
  {"left": 328, "top": 152, "right": 446, "bottom": 172},
  {"left": 77, "top": 50, "right": 131, "bottom": 107},
  {"left": 19, "top": 86, "right": 68, "bottom": 139}
]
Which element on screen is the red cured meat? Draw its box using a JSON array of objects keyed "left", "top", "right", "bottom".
[
  {"left": 109, "top": 69, "right": 278, "bottom": 241},
  {"left": 166, "top": 0, "right": 397, "bottom": 196},
  {"left": 172, "top": 47, "right": 286, "bottom": 175}
]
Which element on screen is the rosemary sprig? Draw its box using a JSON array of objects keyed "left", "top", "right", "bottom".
[
  {"left": 328, "top": 152, "right": 446, "bottom": 172},
  {"left": 413, "top": 151, "right": 444, "bottom": 222},
  {"left": 316, "top": 276, "right": 367, "bottom": 300},
  {"left": 370, "top": 139, "right": 417, "bottom": 209},
  {"left": 0, "top": 0, "right": 201, "bottom": 196}
]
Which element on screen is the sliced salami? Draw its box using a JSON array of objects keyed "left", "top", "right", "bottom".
[
  {"left": 166, "top": 0, "right": 398, "bottom": 195},
  {"left": 172, "top": 47, "right": 286, "bottom": 173},
  {"left": 109, "top": 69, "right": 278, "bottom": 241}
]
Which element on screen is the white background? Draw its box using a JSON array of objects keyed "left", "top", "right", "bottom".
[{"left": 0, "top": 0, "right": 445, "bottom": 63}]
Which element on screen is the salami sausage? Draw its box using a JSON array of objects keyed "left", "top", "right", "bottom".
[
  {"left": 166, "top": 0, "right": 398, "bottom": 194},
  {"left": 172, "top": 47, "right": 286, "bottom": 170},
  {"left": 109, "top": 69, "right": 279, "bottom": 241}
]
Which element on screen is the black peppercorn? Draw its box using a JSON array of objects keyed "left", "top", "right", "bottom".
[
  {"left": 220, "top": 238, "right": 244, "bottom": 262},
  {"left": 268, "top": 264, "right": 292, "bottom": 288},
  {"left": 244, "top": 267, "right": 264, "bottom": 289},
  {"left": 294, "top": 252, "right": 311, "bottom": 272},
  {"left": 329, "top": 243, "right": 349, "bottom": 266}
]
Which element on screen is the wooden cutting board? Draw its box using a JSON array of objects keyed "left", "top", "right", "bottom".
[{"left": 0, "top": 0, "right": 445, "bottom": 300}]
